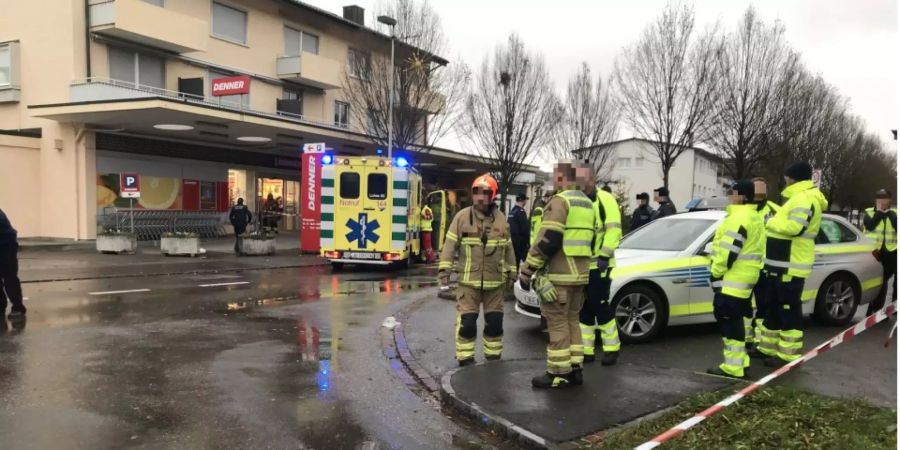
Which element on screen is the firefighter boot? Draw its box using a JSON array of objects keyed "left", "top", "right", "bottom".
[
  {"left": 532, "top": 372, "right": 577, "bottom": 389},
  {"left": 601, "top": 351, "right": 619, "bottom": 366}
]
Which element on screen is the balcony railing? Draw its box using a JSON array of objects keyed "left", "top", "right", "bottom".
[
  {"left": 69, "top": 78, "right": 359, "bottom": 133},
  {"left": 275, "top": 53, "right": 342, "bottom": 90}
]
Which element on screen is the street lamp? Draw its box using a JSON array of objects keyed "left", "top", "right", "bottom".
[{"left": 378, "top": 15, "right": 397, "bottom": 160}]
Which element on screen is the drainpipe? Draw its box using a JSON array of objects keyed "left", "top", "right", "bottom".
[{"left": 85, "top": 0, "right": 91, "bottom": 79}]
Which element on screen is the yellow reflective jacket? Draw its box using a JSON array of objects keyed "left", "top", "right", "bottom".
[
  {"left": 421, "top": 205, "right": 433, "bottom": 232},
  {"left": 864, "top": 207, "right": 897, "bottom": 252},
  {"left": 529, "top": 206, "right": 544, "bottom": 246},
  {"left": 764, "top": 180, "right": 828, "bottom": 279},
  {"left": 711, "top": 204, "right": 765, "bottom": 298},
  {"left": 523, "top": 191, "right": 592, "bottom": 286},
  {"left": 591, "top": 190, "right": 622, "bottom": 270},
  {"left": 438, "top": 206, "right": 515, "bottom": 289}
]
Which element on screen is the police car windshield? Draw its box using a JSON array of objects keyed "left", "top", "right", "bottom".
[{"left": 620, "top": 218, "right": 716, "bottom": 252}]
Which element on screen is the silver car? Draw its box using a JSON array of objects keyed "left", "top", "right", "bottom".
[{"left": 515, "top": 210, "right": 883, "bottom": 343}]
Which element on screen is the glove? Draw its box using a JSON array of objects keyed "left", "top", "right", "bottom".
[
  {"left": 534, "top": 275, "right": 558, "bottom": 304},
  {"left": 595, "top": 257, "right": 610, "bottom": 273},
  {"left": 518, "top": 272, "right": 532, "bottom": 291}
]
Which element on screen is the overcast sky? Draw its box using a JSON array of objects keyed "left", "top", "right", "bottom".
[{"left": 310, "top": 0, "right": 897, "bottom": 155}]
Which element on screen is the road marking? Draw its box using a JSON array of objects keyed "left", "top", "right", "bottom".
[
  {"left": 89, "top": 289, "right": 151, "bottom": 296},
  {"left": 198, "top": 281, "right": 250, "bottom": 288}
]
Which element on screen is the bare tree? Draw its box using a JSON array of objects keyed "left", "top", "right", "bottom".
[
  {"left": 548, "top": 62, "right": 620, "bottom": 181},
  {"left": 613, "top": 2, "right": 723, "bottom": 188},
  {"left": 709, "top": 7, "right": 798, "bottom": 179},
  {"left": 343, "top": 0, "right": 470, "bottom": 153},
  {"left": 462, "top": 34, "right": 558, "bottom": 211}
]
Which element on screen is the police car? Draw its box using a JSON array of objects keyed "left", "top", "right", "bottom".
[{"left": 515, "top": 210, "right": 883, "bottom": 343}]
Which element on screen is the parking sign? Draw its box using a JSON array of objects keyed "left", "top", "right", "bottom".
[{"left": 120, "top": 173, "right": 141, "bottom": 198}]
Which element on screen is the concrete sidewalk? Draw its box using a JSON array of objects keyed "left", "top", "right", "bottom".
[{"left": 17, "top": 234, "right": 327, "bottom": 282}]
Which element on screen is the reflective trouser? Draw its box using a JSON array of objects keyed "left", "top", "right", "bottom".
[
  {"left": 455, "top": 285, "right": 504, "bottom": 362},
  {"left": 759, "top": 273, "right": 805, "bottom": 362},
  {"left": 868, "top": 250, "right": 897, "bottom": 314},
  {"left": 544, "top": 285, "right": 586, "bottom": 375},
  {"left": 580, "top": 268, "right": 620, "bottom": 356},
  {"left": 748, "top": 269, "right": 768, "bottom": 345},
  {"left": 713, "top": 291, "right": 749, "bottom": 377}
]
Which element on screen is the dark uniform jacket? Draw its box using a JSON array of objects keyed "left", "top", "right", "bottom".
[
  {"left": 0, "top": 209, "right": 17, "bottom": 247},
  {"left": 229, "top": 205, "right": 252, "bottom": 234},
  {"left": 652, "top": 201, "right": 677, "bottom": 221},
  {"left": 507, "top": 205, "right": 530, "bottom": 257},
  {"left": 630, "top": 205, "right": 654, "bottom": 230}
]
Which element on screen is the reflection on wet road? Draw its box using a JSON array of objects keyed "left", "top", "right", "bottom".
[{"left": 0, "top": 265, "right": 455, "bottom": 449}]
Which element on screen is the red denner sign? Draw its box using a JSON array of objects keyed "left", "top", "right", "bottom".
[{"left": 211, "top": 75, "right": 250, "bottom": 96}]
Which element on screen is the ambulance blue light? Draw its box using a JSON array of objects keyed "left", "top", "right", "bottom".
[
  {"left": 396, "top": 157, "right": 409, "bottom": 168},
  {"left": 321, "top": 154, "right": 333, "bottom": 165},
  {"left": 376, "top": 148, "right": 384, "bottom": 155}
]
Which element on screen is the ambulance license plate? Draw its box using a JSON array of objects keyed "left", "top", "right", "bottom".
[{"left": 346, "top": 252, "right": 381, "bottom": 260}]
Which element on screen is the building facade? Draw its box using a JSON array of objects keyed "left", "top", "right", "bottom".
[
  {"left": 579, "top": 138, "right": 727, "bottom": 213},
  {"left": 0, "top": 0, "right": 509, "bottom": 239}
]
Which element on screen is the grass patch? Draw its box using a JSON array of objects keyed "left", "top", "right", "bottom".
[{"left": 595, "top": 385, "right": 897, "bottom": 450}]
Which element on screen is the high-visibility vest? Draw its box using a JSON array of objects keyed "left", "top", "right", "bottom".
[
  {"left": 421, "top": 205, "right": 433, "bottom": 232},
  {"left": 764, "top": 180, "right": 828, "bottom": 279},
  {"left": 711, "top": 204, "right": 765, "bottom": 298},
  {"left": 558, "top": 190, "right": 595, "bottom": 258},
  {"left": 530, "top": 206, "right": 543, "bottom": 246},
  {"left": 591, "top": 190, "right": 622, "bottom": 270},
  {"left": 865, "top": 207, "right": 897, "bottom": 252}
]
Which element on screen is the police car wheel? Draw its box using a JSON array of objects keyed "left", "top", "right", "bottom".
[
  {"left": 612, "top": 285, "right": 667, "bottom": 344},
  {"left": 813, "top": 274, "right": 859, "bottom": 326}
]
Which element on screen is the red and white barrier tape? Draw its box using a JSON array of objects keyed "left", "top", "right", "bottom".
[{"left": 635, "top": 302, "right": 896, "bottom": 450}]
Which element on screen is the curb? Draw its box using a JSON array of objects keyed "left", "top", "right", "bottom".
[
  {"left": 21, "top": 261, "right": 328, "bottom": 284},
  {"left": 388, "top": 295, "right": 442, "bottom": 395}
]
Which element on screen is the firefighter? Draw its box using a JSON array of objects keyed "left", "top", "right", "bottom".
[
  {"left": 706, "top": 180, "right": 764, "bottom": 378},
  {"left": 530, "top": 191, "right": 552, "bottom": 245},
  {"left": 747, "top": 178, "right": 779, "bottom": 348},
  {"left": 519, "top": 162, "right": 594, "bottom": 389},
  {"left": 864, "top": 189, "right": 897, "bottom": 314},
  {"left": 421, "top": 203, "right": 435, "bottom": 263},
  {"left": 756, "top": 161, "right": 827, "bottom": 367},
  {"left": 438, "top": 174, "right": 516, "bottom": 366},
  {"left": 581, "top": 176, "right": 623, "bottom": 365}
]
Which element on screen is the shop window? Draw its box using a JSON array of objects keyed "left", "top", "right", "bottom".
[
  {"left": 340, "top": 172, "right": 359, "bottom": 199},
  {"left": 200, "top": 181, "right": 217, "bottom": 210},
  {"left": 368, "top": 173, "right": 387, "bottom": 200},
  {"left": 212, "top": 2, "right": 247, "bottom": 45}
]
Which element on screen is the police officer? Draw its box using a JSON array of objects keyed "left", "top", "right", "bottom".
[
  {"left": 652, "top": 187, "right": 677, "bottom": 220},
  {"left": 0, "top": 208, "right": 25, "bottom": 319},
  {"left": 508, "top": 193, "right": 531, "bottom": 269},
  {"left": 747, "top": 178, "right": 779, "bottom": 348},
  {"left": 519, "top": 162, "right": 594, "bottom": 389},
  {"left": 581, "top": 176, "right": 622, "bottom": 365},
  {"left": 438, "top": 174, "right": 516, "bottom": 366},
  {"left": 864, "top": 189, "right": 897, "bottom": 314},
  {"left": 229, "top": 198, "right": 252, "bottom": 255},
  {"left": 530, "top": 192, "right": 552, "bottom": 246},
  {"left": 631, "top": 192, "right": 653, "bottom": 230},
  {"left": 756, "top": 161, "right": 828, "bottom": 367},
  {"left": 421, "top": 203, "right": 435, "bottom": 263},
  {"left": 706, "top": 180, "right": 764, "bottom": 378}
]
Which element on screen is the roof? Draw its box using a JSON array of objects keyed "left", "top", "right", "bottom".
[
  {"left": 572, "top": 137, "right": 722, "bottom": 163},
  {"left": 280, "top": 1, "right": 449, "bottom": 65}
]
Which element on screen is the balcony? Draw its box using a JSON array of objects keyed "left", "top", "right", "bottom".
[
  {"left": 276, "top": 53, "right": 341, "bottom": 90},
  {"left": 89, "top": 0, "right": 207, "bottom": 53}
]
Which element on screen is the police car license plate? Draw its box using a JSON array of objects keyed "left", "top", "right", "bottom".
[{"left": 346, "top": 252, "right": 381, "bottom": 260}]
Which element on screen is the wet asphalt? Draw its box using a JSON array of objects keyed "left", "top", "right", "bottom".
[{"left": 0, "top": 264, "right": 485, "bottom": 450}]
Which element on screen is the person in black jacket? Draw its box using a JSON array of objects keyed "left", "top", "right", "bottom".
[
  {"left": 631, "top": 192, "right": 654, "bottom": 231},
  {"left": 864, "top": 189, "right": 897, "bottom": 314},
  {"left": 652, "top": 186, "right": 677, "bottom": 220},
  {"left": 229, "top": 198, "right": 253, "bottom": 255},
  {"left": 0, "top": 209, "right": 25, "bottom": 319},
  {"left": 507, "top": 193, "right": 531, "bottom": 269}
]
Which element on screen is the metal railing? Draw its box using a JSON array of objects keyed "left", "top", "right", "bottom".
[
  {"left": 70, "top": 77, "right": 361, "bottom": 133},
  {"left": 99, "top": 208, "right": 227, "bottom": 241}
]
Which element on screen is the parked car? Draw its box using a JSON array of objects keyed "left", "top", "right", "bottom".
[{"left": 515, "top": 210, "right": 883, "bottom": 343}]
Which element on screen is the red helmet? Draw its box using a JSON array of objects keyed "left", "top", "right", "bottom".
[{"left": 472, "top": 174, "right": 499, "bottom": 201}]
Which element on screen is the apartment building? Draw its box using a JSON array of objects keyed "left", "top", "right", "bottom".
[{"left": 0, "top": 0, "right": 504, "bottom": 239}]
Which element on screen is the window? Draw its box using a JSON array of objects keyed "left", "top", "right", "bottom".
[
  {"left": 347, "top": 48, "right": 370, "bottom": 79},
  {"left": 367, "top": 173, "right": 387, "bottom": 200},
  {"left": 619, "top": 219, "right": 716, "bottom": 251},
  {"left": 0, "top": 46, "right": 9, "bottom": 87},
  {"left": 617, "top": 157, "right": 631, "bottom": 168},
  {"left": 340, "top": 172, "right": 360, "bottom": 199},
  {"left": 277, "top": 89, "right": 303, "bottom": 116},
  {"left": 816, "top": 218, "right": 858, "bottom": 244},
  {"left": 284, "top": 27, "right": 319, "bottom": 55},
  {"left": 212, "top": 2, "right": 247, "bottom": 44},
  {"left": 334, "top": 101, "right": 350, "bottom": 128},
  {"left": 634, "top": 157, "right": 644, "bottom": 168},
  {"left": 209, "top": 69, "right": 248, "bottom": 108},
  {"left": 108, "top": 47, "right": 165, "bottom": 89}
]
